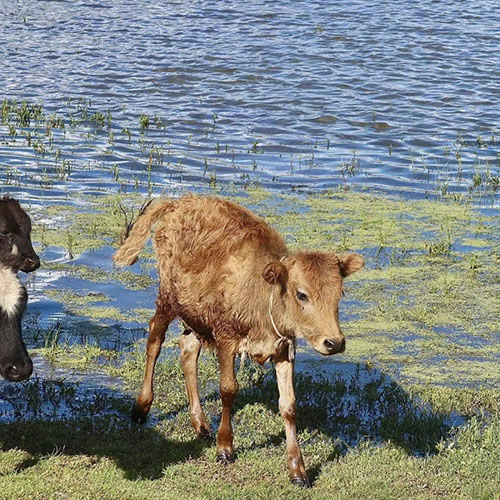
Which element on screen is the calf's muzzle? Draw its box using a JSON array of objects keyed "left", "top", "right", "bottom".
[
  {"left": 20, "top": 255, "right": 40, "bottom": 273},
  {"left": 1, "top": 355, "right": 33, "bottom": 382},
  {"left": 323, "top": 337, "right": 346, "bottom": 354}
]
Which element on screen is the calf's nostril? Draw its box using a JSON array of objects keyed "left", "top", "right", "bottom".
[
  {"left": 4, "top": 360, "right": 33, "bottom": 382},
  {"left": 323, "top": 339, "right": 336, "bottom": 350},
  {"left": 26, "top": 256, "right": 40, "bottom": 270},
  {"left": 5, "top": 365, "right": 20, "bottom": 381}
]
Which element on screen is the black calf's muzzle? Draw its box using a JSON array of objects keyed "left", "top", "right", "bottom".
[
  {"left": 1, "top": 357, "right": 33, "bottom": 382},
  {"left": 2, "top": 357, "right": 33, "bottom": 382},
  {"left": 20, "top": 255, "right": 40, "bottom": 272}
]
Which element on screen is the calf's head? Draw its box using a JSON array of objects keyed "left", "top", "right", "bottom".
[
  {"left": 263, "top": 251, "right": 364, "bottom": 355},
  {"left": 0, "top": 267, "right": 32, "bottom": 381},
  {"left": 0, "top": 196, "right": 40, "bottom": 273}
]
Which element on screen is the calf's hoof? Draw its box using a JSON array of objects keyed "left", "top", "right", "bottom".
[
  {"left": 216, "top": 452, "right": 235, "bottom": 465},
  {"left": 196, "top": 426, "right": 212, "bottom": 440},
  {"left": 291, "top": 476, "right": 311, "bottom": 488},
  {"left": 131, "top": 402, "right": 149, "bottom": 424}
]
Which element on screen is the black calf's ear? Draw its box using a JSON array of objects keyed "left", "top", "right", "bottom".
[
  {"left": 263, "top": 262, "right": 288, "bottom": 287},
  {"left": 339, "top": 253, "right": 365, "bottom": 277}
]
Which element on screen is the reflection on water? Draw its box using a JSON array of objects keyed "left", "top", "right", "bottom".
[{"left": 0, "top": 355, "right": 128, "bottom": 423}]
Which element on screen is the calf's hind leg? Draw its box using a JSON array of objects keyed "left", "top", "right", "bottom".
[
  {"left": 131, "top": 310, "right": 172, "bottom": 423},
  {"left": 179, "top": 329, "right": 211, "bottom": 437}
]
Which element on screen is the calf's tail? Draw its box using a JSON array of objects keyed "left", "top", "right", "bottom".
[{"left": 113, "top": 200, "right": 172, "bottom": 267}]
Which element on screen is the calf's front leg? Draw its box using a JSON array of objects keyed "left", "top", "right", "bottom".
[
  {"left": 216, "top": 347, "right": 238, "bottom": 462},
  {"left": 275, "top": 353, "right": 310, "bottom": 487}
]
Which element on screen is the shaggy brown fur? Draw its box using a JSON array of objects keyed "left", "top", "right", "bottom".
[{"left": 113, "top": 195, "right": 364, "bottom": 486}]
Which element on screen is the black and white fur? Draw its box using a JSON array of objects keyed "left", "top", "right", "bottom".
[
  {"left": 0, "top": 266, "right": 32, "bottom": 381},
  {"left": 0, "top": 196, "right": 38, "bottom": 382},
  {"left": 0, "top": 195, "right": 40, "bottom": 273}
]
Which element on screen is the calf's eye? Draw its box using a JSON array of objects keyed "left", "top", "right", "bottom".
[
  {"left": 0, "top": 230, "right": 9, "bottom": 237},
  {"left": 296, "top": 290, "right": 308, "bottom": 302}
]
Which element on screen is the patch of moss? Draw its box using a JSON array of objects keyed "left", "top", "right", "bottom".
[{"left": 43, "top": 262, "right": 155, "bottom": 290}]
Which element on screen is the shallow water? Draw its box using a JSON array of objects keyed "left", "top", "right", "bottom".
[
  {"left": 1, "top": 0, "right": 499, "bottom": 202},
  {"left": 0, "top": 355, "right": 129, "bottom": 423}
]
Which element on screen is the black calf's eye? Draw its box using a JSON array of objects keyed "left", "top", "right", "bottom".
[
  {"left": 0, "top": 230, "right": 8, "bottom": 237},
  {"left": 296, "top": 290, "right": 308, "bottom": 302}
]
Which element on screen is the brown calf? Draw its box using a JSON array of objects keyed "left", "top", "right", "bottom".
[{"left": 113, "top": 195, "right": 364, "bottom": 487}]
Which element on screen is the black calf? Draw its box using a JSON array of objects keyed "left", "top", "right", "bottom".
[
  {"left": 0, "top": 196, "right": 40, "bottom": 273},
  {"left": 0, "top": 196, "right": 38, "bottom": 382},
  {"left": 0, "top": 266, "right": 32, "bottom": 381}
]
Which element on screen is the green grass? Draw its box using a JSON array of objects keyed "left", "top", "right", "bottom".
[{"left": 0, "top": 345, "right": 498, "bottom": 499}]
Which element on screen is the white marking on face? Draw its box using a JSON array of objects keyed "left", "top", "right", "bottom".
[
  {"left": 0, "top": 266, "right": 22, "bottom": 316},
  {"left": 11, "top": 244, "right": 19, "bottom": 255}
]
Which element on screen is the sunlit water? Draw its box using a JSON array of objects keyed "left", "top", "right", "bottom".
[{"left": 0, "top": 0, "right": 499, "bottom": 202}]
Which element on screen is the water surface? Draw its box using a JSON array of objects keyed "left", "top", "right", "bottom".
[{"left": 1, "top": 0, "right": 499, "bottom": 201}]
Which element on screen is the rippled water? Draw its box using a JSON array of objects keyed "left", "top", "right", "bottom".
[{"left": 1, "top": 0, "right": 499, "bottom": 201}]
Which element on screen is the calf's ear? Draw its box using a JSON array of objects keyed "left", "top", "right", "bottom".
[
  {"left": 263, "top": 262, "right": 288, "bottom": 287},
  {"left": 338, "top": 253, "right": 365, "bottom": 277}
]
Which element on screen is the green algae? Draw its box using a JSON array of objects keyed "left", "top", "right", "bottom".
[
  {"left": 44, "top": 290, "right": 129, "bottom": 322},
  {"left": 32, "top": 194, "right": 149, "bottom": 255},
  {"left": 28, "top": 188, "right": 499, "bottom": 391},
  {"left": 401, "top": 359, "right": 500, "bottom": 388},
  {"left": 75, "top": 306, "right": 131, "bottom": 322},
  {"left": 45, "top": 290, "right": 112, "bottom": 308},
  {"left": 44, "top": 290, "right": 154, "bottom": 323},
  {"left": 130, "top": 308, "right": 156, "bottom": 323},
  {"left": 459, "top": 237, "right": 494, "bottom": 248},
  {"left": 34, "top": 344, "right": 119, "bottom": 371},
  {"left": 252, "top": 190, "right": 498, "bottom": 257},
  {"left": 43, "top": 262, "right": 155, "bottom": 290}
]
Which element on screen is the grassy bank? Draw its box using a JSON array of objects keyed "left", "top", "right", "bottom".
[
  {"left": 1, "top": 345, "right": 498, "bottom": 499},
  {"left": 1, "top": 188, "right": 499, "bottom": 499}
]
